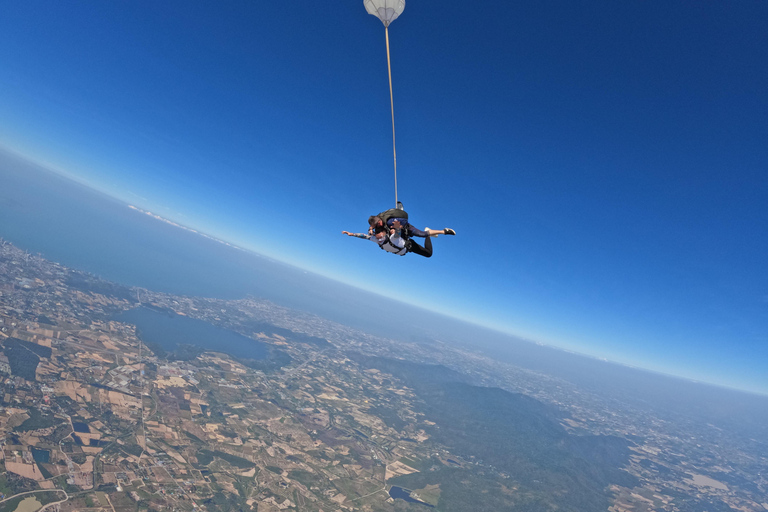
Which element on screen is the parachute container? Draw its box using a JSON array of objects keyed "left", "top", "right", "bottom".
[{"left": 364, "top": 0, "right": 405, "bottom": 27}]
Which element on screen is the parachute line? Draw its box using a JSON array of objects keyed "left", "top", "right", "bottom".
[
  {"left": 385, "top": 26, "right": 398, "bottom": 207},
  {"left": 366, "top": 0, "right": 405, "bottom": 207}
]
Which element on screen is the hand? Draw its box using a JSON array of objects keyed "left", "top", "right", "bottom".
[
  {"left": 392, "top": 220, "right": 402, "bottom": 229},
  {"left": 342, "top": 231, "right": 353, "bottom": 236}
]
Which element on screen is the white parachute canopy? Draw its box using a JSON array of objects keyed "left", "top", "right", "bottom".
[{"left": 364, "top": 0, "right": 405, "bottom": 27}]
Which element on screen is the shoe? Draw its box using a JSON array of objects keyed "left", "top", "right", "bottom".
[
  {"left": 444, "top": 228, "right": 456, "bottom": 235},
  {"left": 396, "top": 201, "right": 404, "bottom": 210}
]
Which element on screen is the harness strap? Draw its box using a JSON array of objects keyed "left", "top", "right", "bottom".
[{"left": 378, "top": 235, "right": 408, "bottom": 256}]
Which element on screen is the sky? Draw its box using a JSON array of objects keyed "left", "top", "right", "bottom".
[{"left": 0, "top": 1, "right": 766, "bottom": 394}]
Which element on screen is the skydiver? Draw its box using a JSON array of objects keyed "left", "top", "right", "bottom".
[
  {"left": 342, "top": 224, "right": 449, "bottom": 258},
  {"left": 367, "top": 207, "right": 456, "bottom": 239},
  {"left": 343, "top": 225, "right": 409, "bottom": 256}
]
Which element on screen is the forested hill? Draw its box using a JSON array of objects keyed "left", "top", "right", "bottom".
[{"left": 352, "top": 355, "right": 637, "bottom": 512}]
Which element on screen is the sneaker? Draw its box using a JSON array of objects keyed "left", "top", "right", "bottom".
[
  {"left": 396, "top": 201, "right": 404, "bottom": 210},
  {"left": 444, "top": 228, "right": 456, "bottom": 235}
]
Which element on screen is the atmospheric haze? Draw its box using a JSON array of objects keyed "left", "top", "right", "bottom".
[{"left": 2, "top": 150, "right": 767, "bottom": 439}]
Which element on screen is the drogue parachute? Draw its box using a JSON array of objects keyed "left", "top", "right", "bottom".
[
  {"left": 364, "top": 0, "right": 406, "bottom": 206},
  {"left": 364, "top": 0, "right": 405, "bottom": 28}
]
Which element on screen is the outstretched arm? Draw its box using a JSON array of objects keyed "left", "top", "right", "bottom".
[{"left": 342, "top": 231, "right": 371, "bottom": 240}]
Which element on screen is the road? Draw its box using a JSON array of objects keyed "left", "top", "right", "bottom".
[{"left": 0, "top": 489, "right": 68, "bottom": 510}]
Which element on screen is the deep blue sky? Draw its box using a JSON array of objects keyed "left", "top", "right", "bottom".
[{"left": 1, "top": 1, "right": 766, "bottom": 394}]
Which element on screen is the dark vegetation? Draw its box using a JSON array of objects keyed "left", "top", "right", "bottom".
[
  {"left": 36, "top": 463, "right": 55, "bottom": 480},
  {"left": 43, "top": 423, "right": 77, "bottom": 445},
  {"left": 367, "top": 404, "right": 408, "bottom": 431},
  {"left": 13, "top": 408, "right": 62, "bottom": 432},
  {"left": 36, "top": 314, "right": 56, "bottom": 326},
  {"left": 3, "top": 472, "right": 39, "bottom": 495},
  {"left": 0, "top": 474, "right": 12, "bottom": 496},
  {"left": 196, "top": 450, "right": 214, "bottom": 466},
  {"left": 53, "top": 395, "right": 79, "bottom": 415},
  {"left": 3, "top": 337, "right": 52, "bottom": 380},
  {"left": 202, "top": 489, "right": 248, "bottom": 512},
  {"left": 197, "top": 449, "right": 254, "bottom": 469},
  {"left": 145, "top": 340, "right": 206, "bottom": 361},
  {"left": 64, "top": 272, "right": 134, "bottom": 302},
  {"left": 391, "top": 469, "right": 557, "bottom": 512},
  {"left": 355, "top": 355, "right": 637, "bottom": 512},
  {"left": 5, "top": 337, "right": 52, "bottom": 358},
  {"left": 243, "top": 321, "right": 331, "bottom": 348},
  {"left": 288, "top": 469, "right": 321, "bottom": 487},
  {"left": 242, "top": 348, "right": 292, "bottom": 373},
  {"left": 70, "top": 453, "right": 87, "bottom": 465},
  {"left": 398, "top": 456, "right": 433, "bottom": 472},
  {"left": 121, "top": 444, "right": 143, "bottom": 457},
  {"left": 217, "top": 428, "right": 238, "bottom": 439}
]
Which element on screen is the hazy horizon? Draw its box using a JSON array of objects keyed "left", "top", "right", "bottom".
[{"left": 2, "top": 149, "right": 767, "bottom": 409}]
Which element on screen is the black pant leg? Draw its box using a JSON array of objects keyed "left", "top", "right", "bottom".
[{"left": 407, "top": 237, "right": 433, "bottom": 258}]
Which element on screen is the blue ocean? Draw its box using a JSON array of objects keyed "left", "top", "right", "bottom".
[
  {"left": 0, "top": 149, "right": 426, "bottom": 337},
  {"left": 0, "top": 149, "right": 554, "bottom": 364}
]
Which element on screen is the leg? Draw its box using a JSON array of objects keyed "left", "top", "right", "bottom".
[
  {"left": 407, "top": 225, "right": 429, "bottom": 238},
  {"left": 423, "top": 227, "right": 455, "bottom": 236},
  {"left": 407, "top": 236, "right": 433, "bottom": 258}
]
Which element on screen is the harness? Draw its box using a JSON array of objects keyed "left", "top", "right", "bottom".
[
  {"left": 378, "top": 208, "right": 408, "bottom": 228},
  {"left": 375, "top": 208, "right": 411, "bottom": 241},
  {"left": 377, "top": 234, "right": 408, "bottom": 256}
]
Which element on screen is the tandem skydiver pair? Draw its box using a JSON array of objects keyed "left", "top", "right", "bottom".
[{"left": 342, "top": 203, "right": 455, "bottom": 258}]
